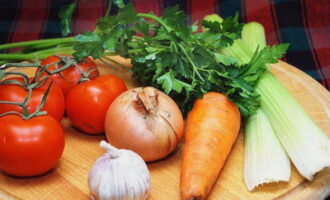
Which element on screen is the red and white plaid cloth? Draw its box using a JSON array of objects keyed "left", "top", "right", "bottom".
[{"left": 0, "top": 0, "right": 330, "bottom": 91}]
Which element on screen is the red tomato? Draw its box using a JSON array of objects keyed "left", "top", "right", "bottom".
[
  {"left": 0, "top": 78, "right": 65, "bottom": 121},
  {"left": 0, "top": 114, "right": 65, "bottom": 176},
  {"left": 39, "top": 55, "right": 100, "bottom": 96},
  {"left": 66, "top": 74, "right": 127, "bottom": 134}
]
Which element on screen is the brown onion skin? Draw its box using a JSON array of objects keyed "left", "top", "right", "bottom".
[{"left": 104, "top": 87, "right": 184, "bottom": 162}]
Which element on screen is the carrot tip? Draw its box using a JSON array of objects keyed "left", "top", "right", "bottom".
[{"left": 188, "top": 198, "right": 199, "bottom": 200}]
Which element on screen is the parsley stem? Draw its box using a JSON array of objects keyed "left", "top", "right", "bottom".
[
  {"left": 101, "top": 56, "right": 131, "bottom": 71},
  {"left": 98, "top": 58, "right": 118, "bottom": 71},
  {"left": 103, "top": 51, "right": 119, "bottom": 56},
  {"left": 177, "top": 43, "right": 204, "bottom": 81},
  {"left": 132, "top": 35, "right": 143, "bottom": 41},
  {"left": 128, "top": 49, "right": 143, "bottom": 54},
  {"left": 137, "top": 13, "right": 172, "bottom": 33},
  {"left": 0, "top": 37, "right": 75, "bottom": 50},
  {"left": 105, "top": 0, "right": 112, "bottom": 17}
]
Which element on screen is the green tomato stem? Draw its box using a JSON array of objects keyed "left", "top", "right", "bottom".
[
  {"left": 0, "top": 82, "right": 52, "bottom": 120},
  {"left": 1, "top": 62, "right": 41, "bottom": 70},
  {"left": 0, "top": 72, "right": 30, "bottom": 86},
  {"left": 0, "top": 100, "right": 23, "bottom": 106},
  {"left": 0, "top": 111, "right": 24, "bottom": 118}
]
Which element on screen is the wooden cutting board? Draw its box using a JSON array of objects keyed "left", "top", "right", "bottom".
[{"left": 0, "top": 58, "right": 330, "bottom": 200}]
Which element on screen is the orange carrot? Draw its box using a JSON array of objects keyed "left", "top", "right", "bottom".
[{"left": 180, "top": 92, "right": 241, "bottom": 200}]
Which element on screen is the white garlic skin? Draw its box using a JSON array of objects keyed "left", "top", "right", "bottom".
[{"left": 88, "top": 144, "right": 150, "bottom": 200}]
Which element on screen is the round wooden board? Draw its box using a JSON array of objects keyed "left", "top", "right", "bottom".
[{"left": 0, "top": 58, "right": 329, "bottom": 200}]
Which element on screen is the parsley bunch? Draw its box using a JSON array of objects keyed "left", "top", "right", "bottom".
[{"left": 64, "top": 1, "right": 288, "bottom": 116}]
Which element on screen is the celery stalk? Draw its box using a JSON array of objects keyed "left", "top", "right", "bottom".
[
  {"left": 223, "top": 22, "right": 292, "bottom": 190},
  {"left": 244, "top": 109, "right": 291, "bottom": 191},
  {"left": 240, "top": 21, "right": 330, "bottom": 180},
  {"left": 203, "top": 14, "right": 223, "bottom": 24},
  {"left": 242, "top": 22, "right": 266, "bottom": 53},
  {"left": 221, "top": 39, "right": 252, "bottom": 64},
  {"left": 256, "top": 72, "right": 330, "bottom": 180},
  {"left": 202, "top": 14, "right": 223, "bottom": 32},
  {"left": 222, "top": 19, "right": 330, "bottom": 182},
  {"left": 241, "top": 23, "right": 291, "bottom": 187}
]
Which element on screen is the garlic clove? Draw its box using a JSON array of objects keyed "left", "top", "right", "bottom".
[{"left": 88, "top": 141, "right": 150, "bottom": 200}]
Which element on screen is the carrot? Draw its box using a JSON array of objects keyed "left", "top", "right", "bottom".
[{"left": 180, "top": 92, "right": 241, "bottom": 200}]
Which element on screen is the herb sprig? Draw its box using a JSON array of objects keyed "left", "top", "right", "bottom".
[{"left": 61, "top": 0, "right": 288, "bottom": 116}]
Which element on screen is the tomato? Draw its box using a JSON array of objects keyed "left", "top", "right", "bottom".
[
  {"left": 0, "top": 114, "right": 65, "bottom": 176},
  {"left": 39, "top": 55, "right": 100, "bottom": 96},
  {"left": 66, "top": 74, "right": 127, "bottom": 134},
  {"left": 0, "top": 78, "right": 65, "bottom": 121}
]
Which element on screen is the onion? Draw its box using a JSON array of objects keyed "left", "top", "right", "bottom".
[{"left": 104, "top": 87, "right": 184, "bottom": 162}]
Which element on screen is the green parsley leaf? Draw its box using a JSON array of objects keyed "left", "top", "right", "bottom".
[
  {"left": 201, "top": 20, "right": 221, "bottom": 32},
  {"left": 103, "top": 28, "right": 124, "bottom": 50},
  {"left": 68, "top": 3, "right": 287, "bottom": 116},
  {"left": 214, "top": 53, "right": 237, "bottom": 65},
  {"left": 136, "top": 19, "right": 150, "bottom": 40},
  {"left": 75, "top": 31, "right": 100, "bottom": 42},
  {"left": 157, "top": 72, "right": 173, "bottom": 94},
  {"left": 114, "top": 0, "right": 125, "bottom": 8},
  {"left": 59, "top": 2, "right": 76, "bottom": 36},
  {"left": 117, "top": 3, "right": 139, "bottom": 24},
  {"left": 96, "top": 16, "right": 117, "bottom": 32},
  {"left": 241, "top": 43, "right": 290, "bottom": 84},
  {"left": 175, "top": 59, "right": 192, "bottom": 79},
  {"left": 73, "top": 32, "right": 103, "bottom": 60}
]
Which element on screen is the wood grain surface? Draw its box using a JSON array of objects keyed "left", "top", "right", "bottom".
[{"left": 0, "top": 58, "right": 329, "bottom": 200}]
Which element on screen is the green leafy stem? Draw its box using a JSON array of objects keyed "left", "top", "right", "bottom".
[{"left": 0, "top": 13, "right": 168, "bottom": 63}]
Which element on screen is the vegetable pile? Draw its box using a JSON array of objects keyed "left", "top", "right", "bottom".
[
  {"left": 0, "top": 1, "right": 287, "bottom": 116},
  {"left": 0, "top": 1, "right": 330, "bottom": 200}
]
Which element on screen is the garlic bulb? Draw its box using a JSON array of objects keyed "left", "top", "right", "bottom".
[{"left": 88, "top": 140, "right": 150, "bottom": 200}]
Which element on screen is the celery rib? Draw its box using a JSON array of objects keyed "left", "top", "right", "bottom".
[
  {"left": 225, "top": 20, "right": 330, "bottom": 187},
  {"left": 256, "top": 72, "right": 330, "bottom": 180},
  {"left": 244, "top": 109, "right": 291, "bottom": 191},
  {"left": 0, "top": 37, "right": 75, "bottom": 50}
]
